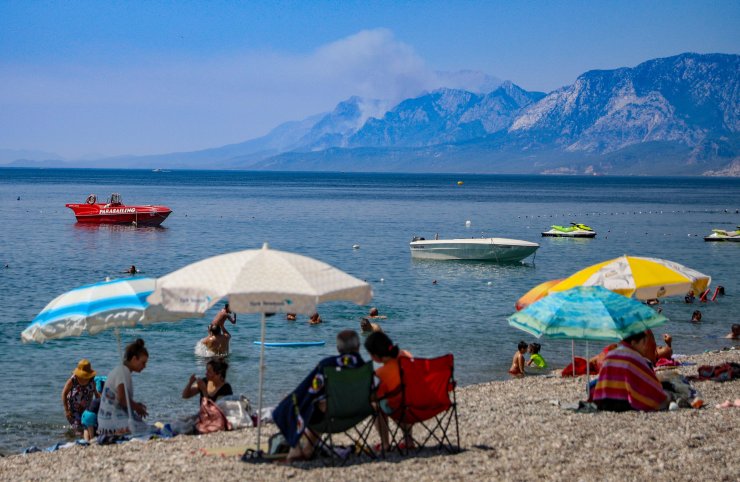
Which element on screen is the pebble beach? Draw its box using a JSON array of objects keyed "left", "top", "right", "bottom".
[{"left": 1, "top": 349, "right": 737, "bottom": 482}]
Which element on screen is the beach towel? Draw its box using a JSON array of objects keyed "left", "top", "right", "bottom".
[
  {"left": 694, "top": 362, "right": 740, "bottom": 382},
  {"left": 561, "top": 357, "right": 598, "bottom": 377},
  {"left": 272, "top": 353, "right": 364, "bottom": 448},
  {"left": 592, "top": 342, "right": 669, "bottom": 411}
]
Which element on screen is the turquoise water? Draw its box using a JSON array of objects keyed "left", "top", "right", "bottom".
[{"left": 1, "top": 169, "right": 739, "bottom": 454}]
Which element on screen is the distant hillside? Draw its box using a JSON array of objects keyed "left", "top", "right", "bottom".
[{"left": 3, "top": 53, "right": 738, "bottom": 175}]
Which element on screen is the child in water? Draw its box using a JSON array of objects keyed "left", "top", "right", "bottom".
[
  {"left": 526, "top": 343, "right": 547, "bottom": 368},
  {"left": 509, "top": 341, "right": 527, "bottom": 377}
]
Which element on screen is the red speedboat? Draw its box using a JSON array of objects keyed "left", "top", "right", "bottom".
[{"left": 66, "top": 193, "right": 172, "bottom": 226}]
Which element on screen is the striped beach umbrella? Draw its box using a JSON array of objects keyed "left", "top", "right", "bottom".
[
  {"left": 547, "top": 255, "right": 710, "bottom": 300},
  {"left": 21, "top": 277, "right": 190, "bottom": 343},
  {"left": 508, "top": 286, "right": 668, "bottom": 342},
  {"left": 515, "top": 278, "right": 563, "bottom": 311}
]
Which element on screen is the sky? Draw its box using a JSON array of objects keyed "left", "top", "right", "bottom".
[{"left": 1, "top": 0, "right": 738, "bottom": 159}]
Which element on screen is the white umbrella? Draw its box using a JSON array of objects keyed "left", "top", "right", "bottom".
[{"left": 147, "top": 242, "right": 373, "bottom": 451}]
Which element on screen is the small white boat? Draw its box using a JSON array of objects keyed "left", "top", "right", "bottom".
[
  {"left": 409, "top": 236, "right": 539, "bottom": 262},
  {"left": 704, "top": 227, "right": 740, "bottom": 242}
]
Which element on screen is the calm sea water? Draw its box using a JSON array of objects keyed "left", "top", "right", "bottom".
[{"left": 1, "top": 168, "right": 739, "bottom": 454}]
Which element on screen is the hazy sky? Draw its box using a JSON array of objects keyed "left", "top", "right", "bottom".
[{"left": 1, "top": 0, "right": 738, "bottom": 158}]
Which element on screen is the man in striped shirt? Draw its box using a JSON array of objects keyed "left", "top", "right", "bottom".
[{"left": 592, "top": 330, "right": 670, "bottom": 412}]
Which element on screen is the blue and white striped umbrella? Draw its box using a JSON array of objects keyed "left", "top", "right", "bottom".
[
  {"left": 21, "top": 277, "right": 191, "bottom": 343},
  {"left": 508, "top": 285, "right": 668, "bottom": 342}
]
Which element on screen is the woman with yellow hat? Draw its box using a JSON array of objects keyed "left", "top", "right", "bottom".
[{"left": 61, "top": 359, "right": 99, "bottom": 433}]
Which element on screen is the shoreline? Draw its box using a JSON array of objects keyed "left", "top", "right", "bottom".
[{"left": 1, "top": 349, "right": 738, "bottom": 481}]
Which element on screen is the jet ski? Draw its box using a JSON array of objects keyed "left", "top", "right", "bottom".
[
  {"left": 704, "top": 227, "right": 740, "bottom": 242},
  {"left": 541, "top": 222, "right": 596, "bottom": 238}
]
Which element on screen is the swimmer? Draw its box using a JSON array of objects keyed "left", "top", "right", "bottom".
[
  {"left": 685, "top": 290, "right": 695, "bottom": 304},
  {"left": 509, "top": 341, "right": 527, "bottom": 378},
  {"left": 125, "top": 265, "right": 138, "bottom": 274},
  {"left": 286, "top": 313, "right": 297, "bottom": 321},
  {"left": 367, "top": 307, "right": 386, "bottom": 319},
  {"left": 200, "top": 324, "right": 230, "bottom": 355},
  {"left": 309, "top": 312, "right": 322, "bottom": 325},
  {"left": 360, "top": 317, "right": 383, "bottom": 334},
  {"left": 646, "top": 299, "right": 660, "bottom": 306},
  {"left": 725, "top": 324, "right": 740, "bottom": 340},
  {"left": 210, "top": 303, "right": 236, "bottom": 336},
  {"left": 691, "top": 310, "right": 702, "bottom": 323}
]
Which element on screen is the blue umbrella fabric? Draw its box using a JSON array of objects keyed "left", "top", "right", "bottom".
[
  {"left": 21, "top": 277, "right": 191, "bottom": 343},
  {"left": 507, "top": 286, "right": 667, "bottom": 342}
]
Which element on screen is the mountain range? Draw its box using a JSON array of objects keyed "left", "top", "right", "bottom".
[{"left": 4, "top": 52, "right": 739, "bottom": 176}]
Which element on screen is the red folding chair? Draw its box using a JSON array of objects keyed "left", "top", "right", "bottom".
[{"left": 385, "top": 354, "right": 460, "bottom": 454}]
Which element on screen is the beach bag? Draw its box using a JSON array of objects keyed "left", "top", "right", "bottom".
[
  {"left": 196, "top": 398, "right": 232, "bottom": 434},
  {"left": 217, "top": 395, "right": 254, "bottom": 429}
]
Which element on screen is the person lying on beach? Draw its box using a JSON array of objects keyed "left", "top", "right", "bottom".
[
  {"left": 182, "top": 358, "right": 233, "bottom": 403},
  {"left": 199, "top": 324, "right": 230, "bottom": 355},
  {"left": 360, "top": 317, "right": 383, "bottom": 334},
  {"left": 592, "top": 330, "right": 670, "bottom": 412},
  {"left": 309, "top": 312, "right": 322, "bottom": 325},
  {"left": 61, "top": 359, "right": 99, "bottom": 435},
  {"left": 272, "top": 330, "right": 365, "bottom": 461},
  {"left": 509, "top": 341, "right": 527, "bottom": 377},
  {"left": 98, "top": 339, "right": 149, "bottom": 435},
  {"left": 365, "top": 331, "right": 414, "bottom": 452},
  {"left": 526, "top": 343, "right": 547, "bottom": 368},
  {"left": 210, "top": 303, "right": 236, "bottom": 336},
  {"left": 691, "top": 310, "right": 702, "bottom": 323},
  {"left": 726, "top": 324, "right": 740, "bottom": 340}
]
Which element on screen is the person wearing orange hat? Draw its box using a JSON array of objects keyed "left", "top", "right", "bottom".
[{"left": 61, "top": 359, "right": 99, "bottom": 433}]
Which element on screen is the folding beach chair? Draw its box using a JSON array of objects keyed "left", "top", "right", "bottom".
[
  {"left": 385, "top": 354, "right": 460, "bottom": 455},
  {"left": 307, "top": 363, "right": 379, "bottom": 465}
]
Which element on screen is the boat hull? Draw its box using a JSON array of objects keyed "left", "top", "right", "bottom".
[
  {"left": 66, "top": 203, "right": 172, "bottom": 226},
  {"left": 541, "top": 230, "right": 597, "bottom": 238},
  {"left": 704, "top": 234, "right": 740, "bottom": 242},
  {"left": 409, "top": 238, "right": 539, "bottom": 262}
]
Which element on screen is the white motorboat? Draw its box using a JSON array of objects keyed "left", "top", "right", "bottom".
[
  {"left": 704, "top": 227, "right": 740, "bottom": 242},
  {"left": 409, "top": 236, "right": 539, "bottom": 262}
]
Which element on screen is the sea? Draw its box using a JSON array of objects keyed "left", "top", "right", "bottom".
[{"left": 1, "top": 168, "right": 739, "bottom": 454}]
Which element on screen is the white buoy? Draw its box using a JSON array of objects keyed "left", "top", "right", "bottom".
[
  {"left": 487, "top": 281, "right": 492, "bottom": 286},
  {"left": 352, "top": 244, "right": 360, "bottom": 249},
  {"left": 380, "top": 278, "right": 385, "bottom": 283},
  {"left": 465, "top": 220, "right": 471, "bottom": 227}
]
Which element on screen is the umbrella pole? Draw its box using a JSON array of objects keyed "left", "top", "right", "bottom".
[
  {"left": 571, "top": 340, "right": 576, "bottom": 377},
  {"left": 115, "top": 327, "right": 135, "bottom": 433},
  {"left": 256, "top": 312, "right": 266, "bottom": 453},
  {"left": 585, "top": 341, "right": 590, "bottom": 400}
]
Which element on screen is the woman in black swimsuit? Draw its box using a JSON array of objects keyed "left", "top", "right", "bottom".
[{"left": 182, "top": 358, "right": 233, "bottom": 402}]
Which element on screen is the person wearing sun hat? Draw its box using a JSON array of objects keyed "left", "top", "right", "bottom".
[{"left": 61, "top": 359, "right": 99, "bottom": 434}]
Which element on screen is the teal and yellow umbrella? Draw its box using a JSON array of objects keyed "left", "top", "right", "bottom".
[{"left": 508, "top": 285, "right": 667, "bottom": 342}]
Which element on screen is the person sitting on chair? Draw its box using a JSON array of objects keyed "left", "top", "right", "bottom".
[
  {"left": 272, "top": 330, "right": 365, "bottom": 461},
  {"left": 365, "top": 331, "right": 413, "bottom": 452}
]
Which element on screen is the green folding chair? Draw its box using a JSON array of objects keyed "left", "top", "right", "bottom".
[{"left": 308, "top": 363, "right": 379, "bottom": 465}]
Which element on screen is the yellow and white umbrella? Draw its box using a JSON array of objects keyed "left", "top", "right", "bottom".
[{"left": 548, "top": 255, "right": 711, "bottom": 300}]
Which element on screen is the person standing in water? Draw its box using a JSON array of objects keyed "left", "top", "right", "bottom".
[{"left": 210, "top": 303, "right": 236, "bottom": 336}]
